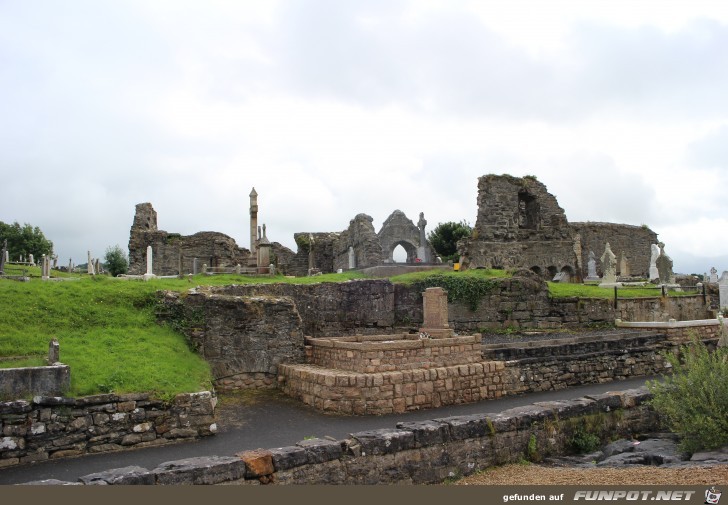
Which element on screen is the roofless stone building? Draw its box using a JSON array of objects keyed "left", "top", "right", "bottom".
[{"left": 458, "top": 174, "right": 658, "bottom": 280}]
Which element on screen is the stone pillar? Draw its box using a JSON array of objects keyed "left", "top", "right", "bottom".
[
  {"left": 193, "top": 258, "right": 199, "bottom": 275},
  {"left": 41, "top": 254, "right": 49, "bottom": 280},
  {"left": 249, "top": 187, "right": 258, "bottom": 256},
  {"left": 29, "top": 253, "right": 35, "bottom": 266},
  {"left": 143, "top": 246, "right": 156, "bottom": 281},
  {"left": 619, "top": 252, "right": 629, "bottom": 277},
  {"left": 87, "top": 251, "right": 95, "bottom": 275},
  {"left": 419, "top": 287, "right": 453, "bottom": 338},
  {"left": 94, "top": 258, "right": 100, "bottom": 275},
  {"left": 417, "top": 212, "right": 428, "bottom": 262},
  {"left": 649, "top": 244, "right": 659, "bottom": 281},
  {"left": 48, "top": 338, "right": 60, "bottom": 365},
  {"left": 68, "top": 259, "right": 73, "bottom": 273}
]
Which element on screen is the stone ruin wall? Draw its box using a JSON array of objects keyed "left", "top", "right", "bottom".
[
  {"left": 332, "top": 214, "right": 382, "bottom": 272},
  {"left": 460, "top": 175, "right": 660, "bottom": 280},
  {"left": 571, "top": 222, "right": 658, "bottom": 278},
  {"left": 128, "top": 203, "right": 254, "bottom": 276}
]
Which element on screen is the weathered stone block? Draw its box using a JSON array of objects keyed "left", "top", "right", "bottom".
[
  {"left": 269, "top": 445, "right": 309, "bottom": 471},
  {"left": 237, "top": 449, "right": 274, "bottom": 477},
  {"left": 79, "top": 465, "right": 154, "bottom": 485},
  {"left": 153, "top": 456, "right": 246, "bottom": 485},
  {"left": 295, "top": 438, "right": 342, "bottom": 464},
  {"left": 395, "top": 420, "right": 451, "bottom": 447},
  {"left": 350, "top": 428, "right": 415, "bottom": 456}
]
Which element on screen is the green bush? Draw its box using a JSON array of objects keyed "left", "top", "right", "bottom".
[
  {"left": 647, "top": 337, "right": 728, "bottom": 453},
  {"left": 569, "top": 428, "right": 601, "bottom": 454},
  {"left": 104, "top": 244, "right": 129, "bottom": 277}
]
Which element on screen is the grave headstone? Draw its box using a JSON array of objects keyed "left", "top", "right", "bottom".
[
  {"left": 600, "top": 242, "right": 617, "bottom": 284},
  {"left": 719, "top": 271, "right": 728, "bottom": 310},
  {"left": 619, "top": 251, "right": 630, "bottom": 277},
  {"left": 417, "top": 212, "right": 428, "bottom": 262},
  {"left": 87, "top": 251, "right": 95, "bottom": 275},
  {"left": 41, "top": 254, "right": 50, "bottom": 280},
  {"left": 710, "top": 267, "right": 719, "bottom": 283},
  {"left": 649, "top": 244, "right": 660, "bottom": 281},
  {"left": 48, "top": 338, "right": 60, "bottom": 365},
  {"left": 573, "top": 234, "right": 582, "bottom": 281},
  {"left": 52, "top": 255, "right": 58, "bottom": 269},
  {"left": 193, "top": 257, "right": 199, "bottom": 275},
  {"left": 28, "top": 254, "right": 34, "bottom": 266},
  {"left": 348, "top": 246, "right": 355, "bottom": 269},
  {"left": 94, "top": 259, "right": 100, "bottom": 275},
  {"left": 586, "top": 251, "right": 599, "bottom": 280},
  {"left": 270, "top": 264, "right": 276, "bottom": 276},
  {"left": 0, "top": 239, "right": 7, "bottom": 274},
  {"left": 655, "top": 242, "right": 674, "bottom": 284}
]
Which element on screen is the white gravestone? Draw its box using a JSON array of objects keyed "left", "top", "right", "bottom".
[
  {"left": 719, "top": 271, "right": 728, "bottom": 310},
  {"left": 143, "top": 246, "right": 156, "bottom": 281},
  {"left": 87, "top": 251, "right": 95, "bottom": 275},
  {"left": 348, "top": 246, "right": 355, "bottom": 269},
  {"left": 710, "top": 267, "right": 719, "bottom": 283},
  {"left": 585, "top": 251, "right": 599, "bottom": 280},
  {"left": 649, "top": 244, "right": 659, "bottom": 281}
]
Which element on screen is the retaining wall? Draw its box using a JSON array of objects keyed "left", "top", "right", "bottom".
[
  {"left": 0, "top": 365, "right": 70, "bottom": 401},
  {"left": 0, "top": 391, "right": 216, "bottom": 469},
  {"left": 37, "top": 387, "right": 657, "bottom": 485}
]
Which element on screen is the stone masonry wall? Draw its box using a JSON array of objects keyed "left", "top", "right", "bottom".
[
  {"left": 307, "top": 335, "right": 482, "bottom": 373},
  {"left": 0, "top": 391, "right": 216, "bottom": 469},
  {"left": 157, "top": 289, "right": 305, "bottom": 392},
  {"left": 45, "top": 388, "right": 658, "bottom": 485},
  {"left": 571, "top": 222, "right": 657, "bottom": 278}
]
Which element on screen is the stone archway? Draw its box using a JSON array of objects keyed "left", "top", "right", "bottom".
[
  {"left": 387, "top": 240, "right": 419, "bottom": 263},
  {"left": 377, "top": 210, "right": 435, "bottom": 264}
]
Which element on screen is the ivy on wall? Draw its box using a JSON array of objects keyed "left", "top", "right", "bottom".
[{"left": 413, "top": 274, "right": 497, "bottom": 311}]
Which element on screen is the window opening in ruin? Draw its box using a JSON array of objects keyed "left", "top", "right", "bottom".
[
  {"left": 547, "top": 265, "right": 558, "bottom": 278},
  {"left": 531, "top": 266, "right": 542, "bottom": 277},
  {"left": 518, "top": 192, "right": 539, "bottom": 230}
]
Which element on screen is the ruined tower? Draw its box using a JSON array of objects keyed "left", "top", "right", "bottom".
[{"left": 249, "top": 187, "right": 258, "bottom": 255}]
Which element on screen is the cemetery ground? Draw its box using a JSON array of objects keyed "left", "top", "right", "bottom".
[{"left": 0, "top": 264, "right": 699, "bottom": 399}]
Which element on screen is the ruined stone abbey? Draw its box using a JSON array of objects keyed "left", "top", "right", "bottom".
[{"left": 128, "top": 174, "right": 658, "bottom": 281}]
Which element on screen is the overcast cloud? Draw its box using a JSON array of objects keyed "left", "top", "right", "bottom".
[{"left": 2, "top": 0, "right": 728, "bottom": 274}]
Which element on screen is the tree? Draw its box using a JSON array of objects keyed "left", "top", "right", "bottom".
[
  {"left": 0, "top": 221, "right": 53, "bottom": 259},
  {"left": 104, "top": 245, "right": 129, "bottom": 277},
  {"left": 427, "top": 221, "right": 472, "bottom": 262}
]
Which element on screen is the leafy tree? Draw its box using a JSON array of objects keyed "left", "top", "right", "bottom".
[
  {"left": 104, "top": 245, "right": 129, "bottom": 277},
  {"left": 647, "top": 337, "right": 728, "bottom": 453},
  {"left": 0, "top": 221, "right": 53, "bottom": 259},
  {"left": 427, "top": 221, "right": 472, "bottom": 262}
]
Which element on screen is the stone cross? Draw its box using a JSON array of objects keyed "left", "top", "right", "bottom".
[
  {"left": 417, "top": 212, "right": 428, "bottom": 262},
  {"left": 87, "top": 251, "right": 95, "bottom": 275},
  {"left": 600, "top": 242, "right": 617, "bottom": 284},
  {"left": 48, "top": 338, "right": 60, "bottom": 365}
]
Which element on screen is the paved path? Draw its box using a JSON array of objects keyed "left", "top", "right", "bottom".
[{"left": 0, "top": 376, "right": 654, "bottom": 484}]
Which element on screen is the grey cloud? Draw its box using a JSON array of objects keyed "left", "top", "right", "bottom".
[{"left": 686, "top": 125, "right": 728, "bottom": 169}]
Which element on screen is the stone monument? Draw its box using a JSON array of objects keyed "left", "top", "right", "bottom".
[
  {"left": 28, "top": 254, "right": 34, "bottom": 266},
  {"left": 48, "top": 338, "right": 60, "bottom": 365},
  {"left": 420, "top": 287, "right": 454, "bottom": 338},
  {"left": 573, "top": 234, "right": 583, "bottom": 282},
  {"left": 249, "top": 187, "right": 258, "bottom": 256},
  {"left": 87, "top": 251, "right": 95, "bottom": 275},
  {"left": 649, "top": 244, "right": 659, "bottom": 281},
  {"left": 619, "top": 251, "right": 630, "bottom": 277},
  {"left": 719, "top": 271, "right": 728, "bottom": 311},
  {"left": 585, "top": 251, "right": 599, "bottom": 281},
  {"left": 600, "top": 242, "right": 617, "bottom": 285},
  {"left": 655, "top": 242, "right": 674, "bottom": 284},
  {"left": 710, "top": 267, "right": 719, "bottom": 283},
  {"left": 417, "top": 212, "right": 428, "bottom": 262},
  {"left": 143, "top": 246, "right": 156, "bottom": 281},
  {"left": 257, "top": 224, "right": 272, "bottom": 274},
  {"left": 348, "top": 246, "right": 355, "bottom": 269}
]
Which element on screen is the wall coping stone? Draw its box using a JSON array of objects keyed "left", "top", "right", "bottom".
[{"left": 615, "top": 318, "right": 719, "bottom": 328}]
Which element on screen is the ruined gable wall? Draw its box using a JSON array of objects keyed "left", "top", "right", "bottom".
[
  {"left": 333, "top": 214, "right": 382, "bottom": 271},
  {"left": 571, "top": 222, "right": 657, "bottom": 278},
  {"left": 288, "top": 232, "right": 339, "bottom": 277},
  {"left": 128, "top": 203, "right": 251, "bottom": 276}
]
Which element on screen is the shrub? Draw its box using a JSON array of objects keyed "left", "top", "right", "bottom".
[
  {"left": 569, "top": 428, "right": 601, "bottom": 454},
  {"left": 104, "top": 244, "right": 129, "bottom": 277},
  {"left": 647, "top": 337, "right": 728, "bottom": 453}
]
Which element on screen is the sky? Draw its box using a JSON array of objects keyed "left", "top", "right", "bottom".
[{"left": 2, "top": 0, "right": 728, "bottom": 274}]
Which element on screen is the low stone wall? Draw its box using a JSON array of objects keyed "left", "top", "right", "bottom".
[
  {"left": 0, "top": 365, "right": 70, "bottom": 401},
  {"left": 0, "top": 391, "right": 216, "bottom": 469},
  {"left": 44, "top": 388, "right": 658, "bottom": 485},
  {"left": 278, "top": 361, "right": 506, "bottom": 415},
  {"left": 616, "top": 318, "right": 725, "bottom": 344},
  {"left": 307, "top": 334, "right": 482, "bottom": 373}
]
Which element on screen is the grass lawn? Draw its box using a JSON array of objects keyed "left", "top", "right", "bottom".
[{"left": 0, "top": 263, "right": 698, "bottom": 398}]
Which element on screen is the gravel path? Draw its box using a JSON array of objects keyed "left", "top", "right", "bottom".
[{"left": 456, "top": 464, "right": 728, "bottom": 485}]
